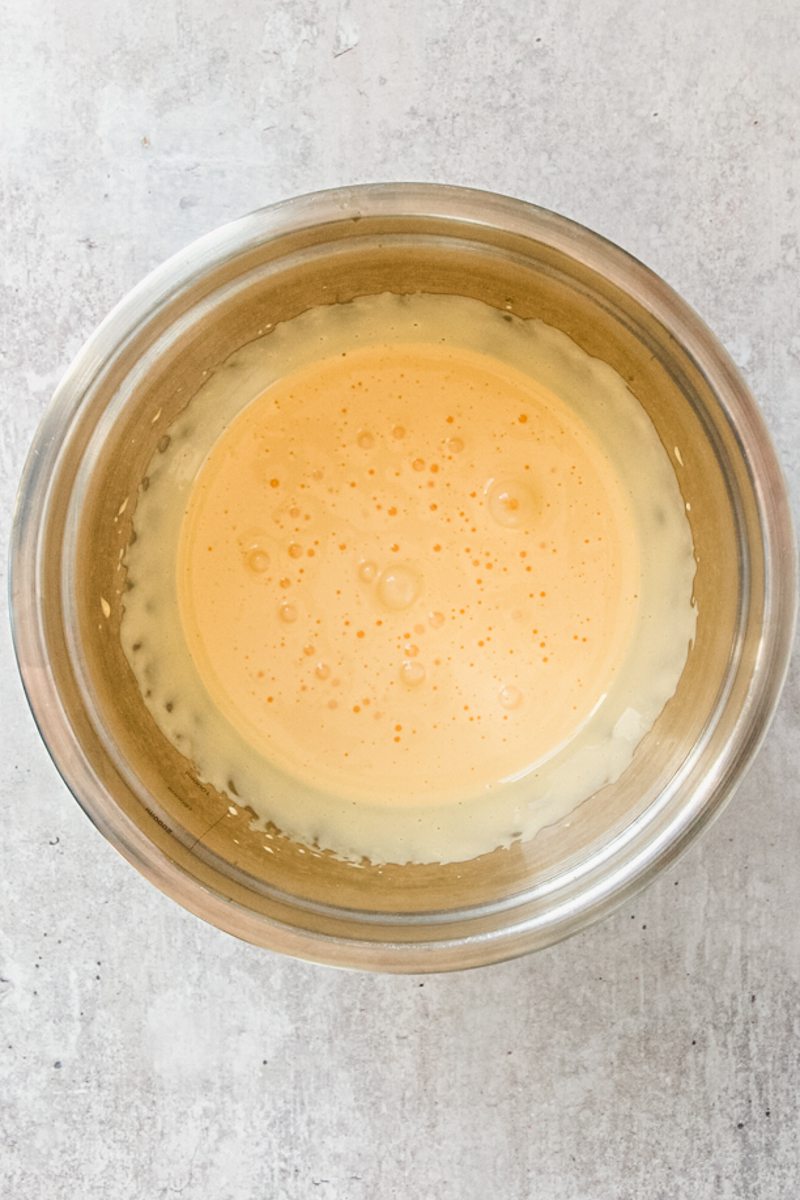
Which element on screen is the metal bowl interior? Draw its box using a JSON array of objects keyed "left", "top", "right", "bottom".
[{"left": 11, "top": 185, "right": 797, "bottom": 971}]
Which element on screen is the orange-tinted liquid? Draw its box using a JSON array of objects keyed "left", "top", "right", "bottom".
[
  {"left": 122, "top": 293, "right": 696, "bottom": 864},
  {"left": 177, "top": 342, "right": 639, "bottom": 803}
]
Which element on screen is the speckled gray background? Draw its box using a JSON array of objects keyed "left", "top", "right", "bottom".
[{"left": 1, "top": 2, "right": 798, "bottom": 1197}]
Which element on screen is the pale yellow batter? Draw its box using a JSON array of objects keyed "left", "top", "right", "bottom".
[{"left": 121, "top": 294, "right": 696, "bottom": 864}]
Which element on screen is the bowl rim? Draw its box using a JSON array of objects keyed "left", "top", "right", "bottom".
[{"left": 9, "top": 182, "right": 798, "bottom": 972}]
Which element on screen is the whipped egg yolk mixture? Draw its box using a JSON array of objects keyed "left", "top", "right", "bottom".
[{"left": 121, "top": 294, "right": 696, "bottom": 865}]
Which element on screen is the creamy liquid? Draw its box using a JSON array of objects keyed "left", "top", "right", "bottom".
[{"left": 121, "top": 294, "right": 696, "bottom": 865}]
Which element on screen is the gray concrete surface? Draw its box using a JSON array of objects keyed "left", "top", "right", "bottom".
[{"left": 1, "top": 1, "right": 798, "bottom": 1196}]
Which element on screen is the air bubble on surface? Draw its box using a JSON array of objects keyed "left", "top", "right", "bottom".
[
  {"left": 486, "top": 477, "right": 538, "bottom": 529},
  {"left": 499, "top": 685, "right": 523, "bottom": 709},
  {"left": 400, "top": 660, "right": 426, "bottom": 687},
  {"left": 245, "top": 545, "right": 270, "bottom": 573},
  {"left": 377, "top": 564, "right": 421, "bottom": 611}
]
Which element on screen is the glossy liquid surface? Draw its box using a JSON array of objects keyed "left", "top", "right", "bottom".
[
  {"left": 179, "top": 343, "right": 639, "bottom": 802},
  {"left": 122, "top": 294, "right": 696, "bottom": 864}
]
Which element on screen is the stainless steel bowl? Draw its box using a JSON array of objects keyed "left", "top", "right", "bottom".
[{"left": 10, "top": 184, "right": 797, "bottom": 971}]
